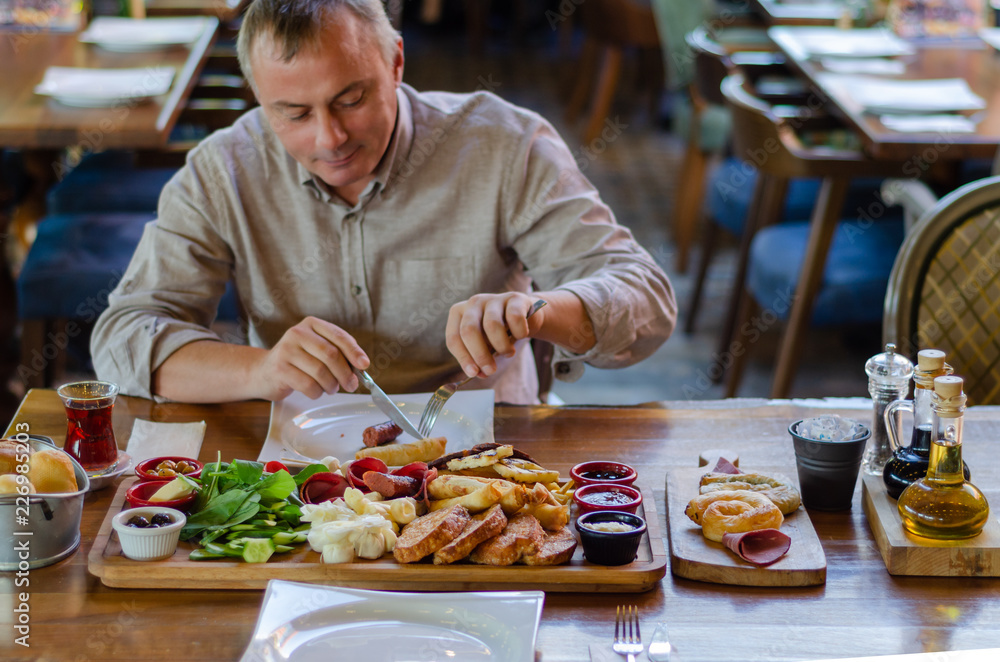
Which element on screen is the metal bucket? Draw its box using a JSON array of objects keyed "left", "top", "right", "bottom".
[{"left": 0, "top": 435, "right": 91, "bottom": 570}]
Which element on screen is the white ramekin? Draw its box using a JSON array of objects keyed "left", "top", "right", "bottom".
[{"left": 111, "top": 506, "right": 186, "bottom": 561}]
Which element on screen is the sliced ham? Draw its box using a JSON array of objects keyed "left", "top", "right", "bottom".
[
  {"left": 299, "top": 472, "right": 350, "bottom": 504},
  {"left": 722, "top": 529, "right": 791, "bottom": 566},
  {"left": 712, "top": 457, "right": 742, "bottom": 475},
  {"left": 346, "top": 457, "right": 388, "bottom": 492}
]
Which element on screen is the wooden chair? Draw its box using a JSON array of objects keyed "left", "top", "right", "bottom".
[
  {"left": 718, "top": 73, "right": 909, "bottom": 398},
  {"left": 564, "top": 0, "right": 663, "bottom": 145},
  {"left": 680, "top": 26, "right": 820, "bottom": 333},
  {"left": 883, "top": 176, "right": 1000, "bottom": 404}
]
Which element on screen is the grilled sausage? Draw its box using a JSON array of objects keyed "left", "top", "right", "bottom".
[{"left": 363, "top": 421, "right": 403, "bottom": 447}]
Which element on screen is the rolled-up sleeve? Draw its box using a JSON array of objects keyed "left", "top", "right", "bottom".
[
  {"left": 90, "top": 159, "right": 235, "bottom": 399},
  {"left": 502, "top": 118, "right": 677, "bottom": 382}
]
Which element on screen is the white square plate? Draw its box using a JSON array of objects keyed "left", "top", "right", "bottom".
[
  {"left": 240, "top": 580, "right": 544, "bottom": 662},
  {"left": 258, "top": 389, "right": 495, "bottom": 464},
  {"left": 79, "top": 17, "right": 210, "bottom": 52}
]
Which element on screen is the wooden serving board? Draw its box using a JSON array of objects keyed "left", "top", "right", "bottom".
[
  {"left": 88, "top": 477, "right": 667, "bottom": 592},
  {"left": 861, "top": 474, "right": 1000, "bottom": 576},
  {"left": 665, "top": 468, "right": 827, "bottom": 586}
]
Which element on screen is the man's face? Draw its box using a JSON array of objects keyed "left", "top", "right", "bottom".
[{"left": 251, "top": 10, "right": 403, "bottom": 204}]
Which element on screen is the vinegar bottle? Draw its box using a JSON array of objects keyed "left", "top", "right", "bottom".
[
  {"left": 897, "top": 376, "right": 989, "bottom": 540},
  {"left": 882, "top": 349, "right": 969, "bottom": 499}
]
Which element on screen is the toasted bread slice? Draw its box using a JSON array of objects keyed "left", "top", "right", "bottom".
[
  {"left": 521, "top": 527, "right": 577, "bottom": 566},
  {"left": 393, "top": 504, "right": 470, "bottom": 564},
  {"left": 468, "top": 512, "right": 544, "bottom": 566},
  {"left": 433, "top": 504, "right": 508, "bottom": 564}
]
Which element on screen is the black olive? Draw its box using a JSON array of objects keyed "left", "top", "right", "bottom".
[
  {"left": 127, "top": 515, "right": 151, "bottom": 528},
  {"left": 150, "top": 513, "right": 172, "bottom": 527}
]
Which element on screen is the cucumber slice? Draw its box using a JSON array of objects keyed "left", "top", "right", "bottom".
[{"left": 242, "top": 538, "right": 275, "bottom": 563}]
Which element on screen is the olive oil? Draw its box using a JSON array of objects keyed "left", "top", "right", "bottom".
[{"left": 897, "top": 376, "right": 989, "bottom": 540}]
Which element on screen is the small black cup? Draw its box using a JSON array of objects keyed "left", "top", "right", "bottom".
[
  {"left": 789, "top": 419, "right": 871, "bottom": 511},
  {"left": 575, "top": 511, "right": 646, "bottom": 565}
]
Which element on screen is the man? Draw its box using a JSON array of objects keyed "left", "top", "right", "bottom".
[{"left": 91, "top": 0, "right": 676, "bottom": 404}]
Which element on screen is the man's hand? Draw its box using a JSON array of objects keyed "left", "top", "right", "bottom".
[
  {"left": 250, "top": 316, "right": 369, "bottom": 400},
  {"left": 446, "top": 292, "right": 547, "bottom": 378},
  {"left": 152, "top": 317, "right": 369, "bottom": 403}
]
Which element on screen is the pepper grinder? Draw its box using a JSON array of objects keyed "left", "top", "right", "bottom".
[{"left": 863, "top": 343, "right": 914, "bottom": 476}]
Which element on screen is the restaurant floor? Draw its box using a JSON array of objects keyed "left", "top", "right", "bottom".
[{"left": 0, "top": 14, "right": 880, "bottom": 426}]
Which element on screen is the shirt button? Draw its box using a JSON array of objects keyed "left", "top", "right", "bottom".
[{"left": 352, "top": 285, "right": 363, "bottom": 296}]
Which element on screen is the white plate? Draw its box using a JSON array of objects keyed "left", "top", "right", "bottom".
[
  {"left": 48, "top": 93, "right": 155, "bottom": 108},
  {"left": 240, "top": 581, "right": 544, "bottom": 662},
  {"left": 35, "top": 66, "right": 175, "bottom": 107},
  {"left": 79, "top": 17, "right": 208, "bottom": 52},
  {"left": 258, "top": 390, "right": 495, "bottom": 464}
]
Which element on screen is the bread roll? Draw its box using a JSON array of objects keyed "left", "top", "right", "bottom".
[
  {"left": 0, "top": 438, "right": 29, "bottom": 474},
  {"left": 700, "top": 492, "right": 783, "bottom": 543},
  {"left": 0, "top": 473, "right": 34, "bottom": 495},
  {"left": 28, "top": 449, "right": 79, "bottom": 494}
]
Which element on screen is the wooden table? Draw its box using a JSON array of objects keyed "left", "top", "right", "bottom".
[
  {"left": 5, "top": 390, "right": 1000, "bottom": 661},
  {"left": 750, "top": 0, "right": 847, "bottom": 26},
  {"left": 145, "top": 0, "right": 246, "bottom": 21}
]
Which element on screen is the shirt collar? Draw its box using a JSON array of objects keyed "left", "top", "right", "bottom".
[{"left": 295, "top": 84, "right": 415, "bottom": 204}]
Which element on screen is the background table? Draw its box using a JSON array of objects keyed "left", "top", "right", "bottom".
[
  {"left": 0, "top": 19, "right": 219, "bottom": 149},
  {"left": 768, "top": 26, "right": 1000, "bottom": 161},
  {"left": 4, "top": 391, "right": 1000, "bottom": 661}
]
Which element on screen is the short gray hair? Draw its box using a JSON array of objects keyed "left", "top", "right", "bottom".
[{"left": 237, "top": 0, "right": 400, "bottom": 89}]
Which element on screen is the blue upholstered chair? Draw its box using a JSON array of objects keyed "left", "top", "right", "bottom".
[
  {"left": 46, "top": 151, "right": 178, "bottom": 215},
  {"left": 717, "top": 73, "right": 910, "bottom": 398}
]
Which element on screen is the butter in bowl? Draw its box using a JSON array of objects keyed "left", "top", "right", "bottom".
[{"left": 576, "top": 511, "right": 646, "bottom": 566}]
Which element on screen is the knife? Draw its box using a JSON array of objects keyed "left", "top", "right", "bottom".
[{"left": 354, "top": 368, "right": 424, "bottom": 440}]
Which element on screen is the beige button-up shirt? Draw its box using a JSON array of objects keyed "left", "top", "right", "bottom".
[{"left": 91, "top": 84, "right": 676, "bottom": 404}]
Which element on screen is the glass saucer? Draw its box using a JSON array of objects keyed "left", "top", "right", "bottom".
[{"left": 86, "top": 451, "right": 132, "bottom": 492}]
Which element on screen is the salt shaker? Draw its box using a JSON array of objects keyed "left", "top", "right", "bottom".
[{"left": 863, "top": 343, "right": 914, "bottom": 476}]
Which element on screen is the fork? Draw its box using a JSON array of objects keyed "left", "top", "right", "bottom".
[
  {"left": 417, "top": 298, "right": 546, "bottom": 438},
  {"left": 613, "top": 605, "right": 643, "bottom": 662}
]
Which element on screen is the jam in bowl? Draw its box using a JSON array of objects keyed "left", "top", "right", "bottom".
[
  {"left": 572, "top": 483, "right": 642, "bottom": 515},
  {"left": 569, "top": 461, "right": 637, "bottom": 487}
]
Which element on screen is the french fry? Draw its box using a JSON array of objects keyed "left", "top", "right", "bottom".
[
  {"left": 355, "top": 437, "right": 447, "bottom": 465},
  {"left": 428, "top": 482, "right": 505, "bottom": 513},
  {"left": 524, "top": 502, "right": 569, "bottom": 531}
]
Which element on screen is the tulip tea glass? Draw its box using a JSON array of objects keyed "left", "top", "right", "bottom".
[{"left": 57, "top": 380, "right": 119, "bottom": 474}]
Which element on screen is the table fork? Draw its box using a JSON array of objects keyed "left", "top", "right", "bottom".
[
  {"left": 612, "top": 605, "right": 643, "bottom": 662},
  {"left": 417, "top": 298, "right": 546, "bottom": 438}
]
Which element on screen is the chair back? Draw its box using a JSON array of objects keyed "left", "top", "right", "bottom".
[
  {"left": 685, "top": 26, "right": 731, "bottom": 107},
  {"left": 650, "top": 0, "right": 714, "bottom": 88},
  {"left": 883, "top": 176, "right": 1000, "bottom": 404},
  {"left": 581, "top": 0, "right": 662, "bottom": 48},
  {"left": 720, "top": 73, "right": 805, "bottom": 178}
]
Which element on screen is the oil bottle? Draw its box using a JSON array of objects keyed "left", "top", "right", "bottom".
[
  {"left": 882, "top": 349, "right": 969, "bottom": 499},
  {"left": 897, "top": 376, "right": 989, "bottom": 540}
]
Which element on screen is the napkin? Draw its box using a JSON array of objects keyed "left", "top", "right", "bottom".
[
  {"left": 590, "top": 644, "right": 653, "bottom": 662},
  {"left": 792, "top": 27, "right": 915, "bottom": 58},
  {"left": 837, "top": 76, "right": 985, "bottom": 114},
  {"left": 819, "top": 57, "right": 906, "bottom": 76},
  {"left": 880, "top": 114, "right": 977, "bottom": 134},
  {"left": 124, "top": 419, "right": 206, "bottom": 465}
]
